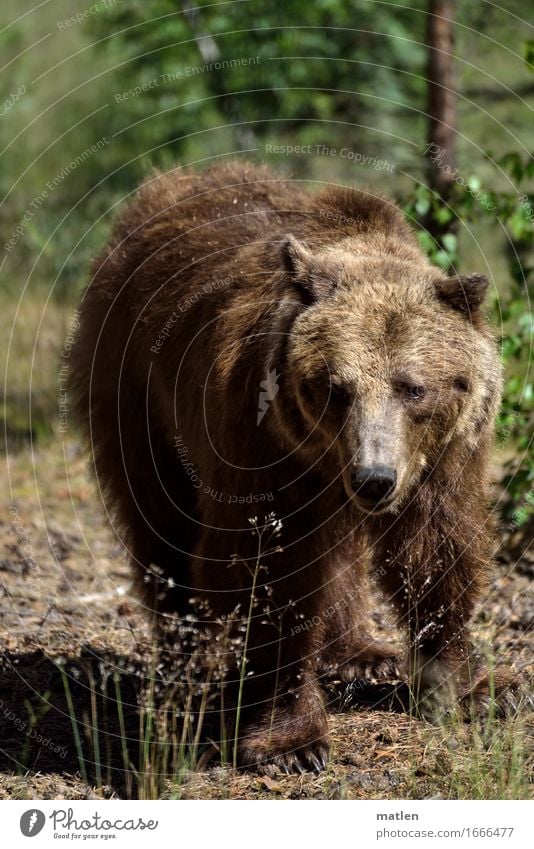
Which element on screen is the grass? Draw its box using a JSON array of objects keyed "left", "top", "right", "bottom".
[
  {"left": 95, "top": 674, "right": 534, "bottom": 799},
  {"left": 435, "top": 710, "right": 531, "bottom": 800},
  {"left": 0, "top": 294, "right": 74, "bottom": 450},
  {"left": 58, "top": 665, "right": 88, "bottom": 785},
  {"left": 46, "top": 598, "right": 532, "bottom": 800}
]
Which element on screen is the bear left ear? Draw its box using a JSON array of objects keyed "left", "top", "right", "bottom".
[
  {"left": 280, "top": 234, "right": 313, "bottom": 276},
  {"left": 279, "top": 235, "right": 336, "bottom": 304},
  {"left": 435, "top": 273, "right": 489, "bottom": 316}
]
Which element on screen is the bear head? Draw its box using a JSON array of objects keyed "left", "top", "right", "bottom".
[{"left": 268, "top": 234, "right": 502, "bottom": 514}]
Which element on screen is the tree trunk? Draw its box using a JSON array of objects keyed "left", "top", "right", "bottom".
[{"left": 425, "top": 1, "right": 457, "bottom": 229}]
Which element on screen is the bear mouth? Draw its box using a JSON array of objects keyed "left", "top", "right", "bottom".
[
  {"left": 352, "top": 493, "right": 396, "bottom": 514},
  {"left": 342, "top": 470, "right": 397, "bottom": 514}
]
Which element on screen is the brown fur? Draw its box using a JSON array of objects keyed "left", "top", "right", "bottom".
[{"left": 70, "top": 161, "right": 503, "bottom": 773}]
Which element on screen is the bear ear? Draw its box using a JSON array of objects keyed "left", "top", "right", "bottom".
[
  {"left": 435, "top": 273, "right": 489, "bottom": 316},
  {"left": 279, "top": 235, "right": 335, "bottom": 304},
  {"left": 280, "top": 234, "right": 313, "bottom": 276}
]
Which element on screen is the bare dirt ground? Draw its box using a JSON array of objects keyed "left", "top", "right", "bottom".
[{"left": 0, "top": 437, "right": 532, "bottom": 799}]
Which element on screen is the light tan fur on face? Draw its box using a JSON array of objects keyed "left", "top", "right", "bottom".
[{"left": 284, "top": 249, "right": 501, "bottom": 512}]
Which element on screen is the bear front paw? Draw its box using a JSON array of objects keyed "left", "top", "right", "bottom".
[
  {"left": 240, "top": 737, "right": 330, "bottom": 776},
  {"left": 238, "top": 718, "right": 330, "bottom": 775},
  {"left": 240, "top": 737, "right": 330, "bottom": 775}
]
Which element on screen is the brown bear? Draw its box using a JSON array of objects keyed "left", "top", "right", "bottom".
[{"left": 70, "top": 160, "right": 505, "bottom": 774}]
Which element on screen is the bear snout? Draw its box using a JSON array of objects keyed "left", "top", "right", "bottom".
[{"left": 350, "top": 464, "right": 397, "bottom": 509}]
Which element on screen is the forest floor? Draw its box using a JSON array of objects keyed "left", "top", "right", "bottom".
[{"left": 0, "top": 437, "right": 532, "bottom": 800}]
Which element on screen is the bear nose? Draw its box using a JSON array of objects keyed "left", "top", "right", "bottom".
[{"left": 351, "top": 465, "right": 397, "bottom": 505}]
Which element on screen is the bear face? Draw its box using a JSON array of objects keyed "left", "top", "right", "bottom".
[{"left": 271, "top": 236, "right": 502, "bottom": 515}]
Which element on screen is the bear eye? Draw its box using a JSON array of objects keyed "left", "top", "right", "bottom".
[
  {"left": 454, "top": 376, "right": 469, "bottom": 392},
  {"left": 329, "top": 379, "right": 350, "bottom": 405},
  {"left": 395, "top": 380, "right": 426, "bottom": 401},
  {"left": 405, "top": 384, "right": 425, "bottom": 400},
  {"left": 407, "top": 384, "right": 425, "bottom": 400}
]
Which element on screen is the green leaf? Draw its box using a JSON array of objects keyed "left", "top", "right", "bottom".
[
  {"left": 466, "top": 175, "right": 481, "bottom": 191},
  {"left": 499, "top": 152, "right": 526, "bottom": 182},
  {"left": 415, "top": 197, "right": 430, "bottom": 216},
  {"left": 524, "top": 40, "right": 534, "bottom": 70},
  {"left": 441, "top": 233, "right": 457, "bottom": 253},
  {"left": 434, "top": 250, "right": 451, "bottom": 269},
  {"left": 417, "top": 231, "right": 435, "bottom": 254},
  {"left": 435, "top": 206, "right": 453, "bottom": 224}
]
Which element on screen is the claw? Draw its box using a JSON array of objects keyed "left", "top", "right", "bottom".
[
  {"left": 307, "top": 752, "right": 324, "bottom": 774},
  {"left": 292, "top": 756, "right": 306, "bottom": 774}
]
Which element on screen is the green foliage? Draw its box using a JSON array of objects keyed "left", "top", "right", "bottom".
[
  {"left": 491, "top": 153, "right": 533, "bottom": 524},
  {"left": 85, "top": 0, "right": 426, "bottom": 175},
  {"left": 402, "top": 185, "right": 460, "bottom": 269},
  {"left": 0, "top": 0, "right": 427, "bottom": 301}
]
